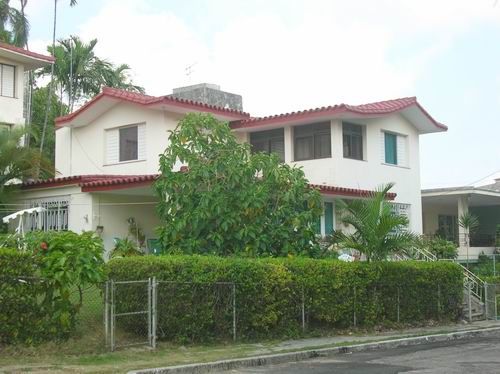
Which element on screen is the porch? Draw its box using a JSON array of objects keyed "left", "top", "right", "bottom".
[{"left": 422, "top": 187, "right": 500, "bottom": 260}]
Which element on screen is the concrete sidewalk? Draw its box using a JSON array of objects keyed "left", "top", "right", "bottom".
[{"left": 129, "top": 320, "right": 500, "bottom": 374}]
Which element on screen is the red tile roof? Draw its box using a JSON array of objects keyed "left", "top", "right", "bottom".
[
  {"left": 230, "top": 97, "right": 447, "bottom": 131},
  {"left": 0, "top": 42, "right": 54, "bottom": 62},
  {"left": 21, "top": 174, "right": 395, "bottom": 199},
  {"left": 55, "top": 87, "right": 250, "bottom": 127}
]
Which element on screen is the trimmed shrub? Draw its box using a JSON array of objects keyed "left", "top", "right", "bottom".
[
  {"left": 0, "top": 249, "right": 43, "bottom": 344},
  {"left": 107, "top": 256, "right": 463, "bottom": 342}
]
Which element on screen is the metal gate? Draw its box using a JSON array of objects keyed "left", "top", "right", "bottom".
[
  {"left": 104, "top": 278, "right": 157, "bottom": 351},
  {"left": 485, "top": 283, "right": 498, "bottom": 321}
]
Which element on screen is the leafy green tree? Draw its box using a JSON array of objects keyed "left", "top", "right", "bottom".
[
  {"left": 29, "top": 86, "right": 67, "bottom": 168},
  {"left": 0, "top": 127, "right": 53, "bottom": 205},
  {"left": 0, "top": 0, "right": 29, "bottom": 47},
  {"left": 330, "top": 183, "right": 417, "bottom": 261},
  {"left": 459, "top": 211, "right": 480, "bottom": 267},
  {"left": 155, "top": 113, "right": 322, "bottom": 257}
]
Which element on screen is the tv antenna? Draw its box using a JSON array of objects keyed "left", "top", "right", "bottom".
[{"left": 185, "top": 62, "right": 198, "bottom": 82}]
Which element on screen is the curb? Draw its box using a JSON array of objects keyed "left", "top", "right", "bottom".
[{"left": 129, "top": 326, "right": 500, "bottom": 374}]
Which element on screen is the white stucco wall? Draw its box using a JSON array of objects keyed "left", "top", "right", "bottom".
[
  {"left": 281, "top": 115, "right": 423, "bottom": 232},
  {"left": 55, "top": 102, "right": 182, "bottom": 176},
  {"left": 0, "top": 56, "right": 25, "bottom": 125}
]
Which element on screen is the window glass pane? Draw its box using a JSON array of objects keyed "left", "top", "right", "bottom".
[
  {"left": 324, "top": 202, "right": 334, "bottom": 235},
  {"left": 119, "top": 126, "right": 138, "bottom": 161},
  {"left": 269, "top": 138, "right": 285, "bottom": 162},
  {"left": 314, "top": 133, "right": 331, "bottom": 158},
  {"left": 384, "top": 132, "right": 398, "bottom": 165},
  {"left": 343, "top": 123, "right": 363, "bottom": 160},
  {"left": 1, "top": 64, "right": 15, "bottom": 97},
  {"left": 295, "top": 136, "right": 313, "bottom": 160}
]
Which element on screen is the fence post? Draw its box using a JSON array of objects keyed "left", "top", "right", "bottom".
[
  {"left": 397, "top": 287, "right": 400, "bottom": 323},
  {"left": 147, "top": 278, "right": 152, "bottom": 347},
  {"left": 110, "top": 279, "right": 115, "bottom": 352},
  {"left": 437, "top": 283, "right": 441, "bottom": 320},
  {"left": 353, "top": 286, "right": 357, "bottom": 328},
  {"left": 301, "top": 286, "right": 305, "bottom": 332},
  {"left": 152, "top": 277, "right": 157, "bottom": 349},
  {"left": 232, "top": 283, "right": 237, "bottom": 341},
  {"left": 494, "top": 254, "right": 496, "bottom": 277},
  {"left": 104, "top": 281, "right": 109, "bottom": 347},
  {"left": 468, "top": 281, "right": 472, "bottom": 323}
]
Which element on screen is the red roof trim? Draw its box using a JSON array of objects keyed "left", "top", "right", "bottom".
[
  {"left": 0, "top": 42, "right": 54, "bottom": 62},
  {"left": 311, "top": 184, "right": 397, "bottom": 200},
  {"left": 230, "top": 97, "right": 447, "bottom": 131},
  {"left": 80, "top": 174, "right": 158, "bottom": 192},
  {"left": 22, "top": 174, "right": 395, "bottom": 200},
  {"left": 55, "top": 87, "right": 250, "bottom": 127}
]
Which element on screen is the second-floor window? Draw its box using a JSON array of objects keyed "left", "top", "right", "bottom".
[
  {"left": 381, "top": 131, "right": 408, "bottom": 167},
  {"left": 342, "top": 122, "right": 364, "bottom": 160},
  {"left": 0, "top": 63, "right": 15, "bottom": 98},
  {"left": 106, "top": 123, "right": 146, "bottom": 164},
  {"left": 250, "top": 128, "right": 285, "bottom": 162},
  {"left": 294, "top": 122, "right": 331, "bottom": 161}
]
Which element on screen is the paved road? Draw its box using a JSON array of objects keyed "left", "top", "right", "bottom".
[{"left": 228, "top": 336, "right": 500, "bottom": 373}]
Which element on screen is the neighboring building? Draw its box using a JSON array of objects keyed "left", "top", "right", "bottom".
[
  {"left": 0, "top": 42, "right": 54, "bottom": 128},
  {"left": 15, "top": 83, "right": 446, "bottom": 254},
  {"left": 422, "top": 177, "right": 500, "bottom": 260}
]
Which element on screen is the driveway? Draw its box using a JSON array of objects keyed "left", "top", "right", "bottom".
[{"left": 228, "top": 336, "right": 500, "bottom": 373}]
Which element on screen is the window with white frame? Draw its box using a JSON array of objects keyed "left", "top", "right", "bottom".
[
  {"left": 26, "top": 197, "right": 70, "bottom": 232},
  {"left": 381, "top": 131, "right": 408, "bottom": 167},
  {"left": 106, "top": 123, "right": 146, "bottom": 164},
  {"left": 0, "top": 63, "right": 15, "bottom": 98}
]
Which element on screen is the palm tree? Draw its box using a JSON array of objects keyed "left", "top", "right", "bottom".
[
  {"left": 0, "top": 0, "right": 29, "bottom": 47},
  {"left": 459, "top": 212, "right": 480, "bottom": 268},
  {"left": 0, "top": 127, "right": 53, "bottom": 205},
  {"left": 329, "top": 183, "right": 417, "bottom": 262},
  {"left": 40, "top": 36, "right": 144, "bottom": 113}
]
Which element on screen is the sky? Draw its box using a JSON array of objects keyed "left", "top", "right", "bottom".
[{"left": 20, "top": 0, "right": 500, "bottom": 188}]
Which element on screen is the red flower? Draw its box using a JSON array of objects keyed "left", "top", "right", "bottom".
[{"left": 40, "top": 242, "right": 48, "bottom": 251}]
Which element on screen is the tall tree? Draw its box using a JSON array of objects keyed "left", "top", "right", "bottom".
[
  {"left": 155, "top": 113, "right": 322, "bottom": 257},
  {"left": 0, "top": 0, "right": 29, "bottom": 47},
  {"left": 330, "top": 183, "right": 417, "bottom": 262}
]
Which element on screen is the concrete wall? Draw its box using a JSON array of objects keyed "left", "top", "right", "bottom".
[{"left": 0, "top": 56, "right": 25, "bottom": 125}]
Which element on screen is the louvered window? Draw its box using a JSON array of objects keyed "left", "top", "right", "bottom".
[{"left": 0, "top": 63, "right": 15, "bottom": 98}]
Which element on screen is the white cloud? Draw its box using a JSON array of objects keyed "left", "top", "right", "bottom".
[{"left": 74, "top": 0, "right": 500, "bottom": 116}]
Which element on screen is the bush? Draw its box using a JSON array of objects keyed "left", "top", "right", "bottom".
[
  {"left": 107, "top": 256, "right": 463, "bottom": 342},
  {"left": 0, "top": 249, "right": 43, "bottom": 344},
  {"left": 0, "top": 231, "right": 105, "bottom": 344},
  {"left": 419, "top": 237, "right": 457, "bottom": 259}
]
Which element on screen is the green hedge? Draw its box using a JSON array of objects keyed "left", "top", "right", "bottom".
[
  {"left": 0, "top": 248, "right": 43, "bottom": 344},
  {"left": 107, "top": 256, "right": 463, "bottom": 342}
]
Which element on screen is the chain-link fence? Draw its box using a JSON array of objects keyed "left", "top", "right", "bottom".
[{"left": 103, "top": 279, "right": 464, "bottom": 351}]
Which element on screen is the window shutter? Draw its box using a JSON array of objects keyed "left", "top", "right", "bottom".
[
  {"left": 380, "top": 131, "right": 386, "bottom": 163},
  {"left": 138, "top": 124, "right": 146, "bottom": 160},
  {"left": 106, "top": 129, "right": 119, "bottom": 164},
  {"left": 397, "top": 135, "right": 406, "bottom": 167},
  {"left": 324, "top": 202, "right": 334, "bottom": 235},
  {"left": 1, "top": 65, "right": 15, "bottom": 97}
]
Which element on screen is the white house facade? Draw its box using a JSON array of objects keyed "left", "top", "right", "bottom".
[
  {"left": 0, "top": 42, "right": 54, "bottom": 127},
  {"left": 14, "top": 83, "right": 447, "bottom": 255}
]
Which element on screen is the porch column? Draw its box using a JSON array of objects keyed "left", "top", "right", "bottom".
[
  {"left": 284, "top": 127, "right": 293, "bottom": 163},
  {"left": 457, "top": 194, "right": 469, "bottom": 247}
]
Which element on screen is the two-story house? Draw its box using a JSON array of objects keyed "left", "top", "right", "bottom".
[
  {"left": 16, "top": 83, "right": 446, "bottom": 254},
  {"left": 0, "top": 42, "right": 54, "bottom": 128}
]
